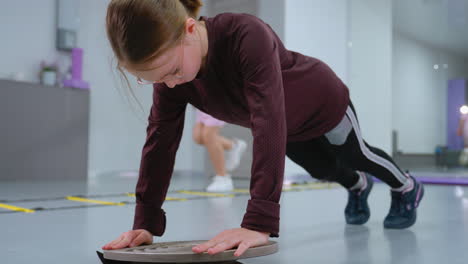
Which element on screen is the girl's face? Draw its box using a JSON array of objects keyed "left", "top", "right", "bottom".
[{"left": 126, "top": 19, "right": 205, "bottom": 88}]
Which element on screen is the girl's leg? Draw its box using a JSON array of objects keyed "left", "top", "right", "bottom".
[
  {"left": 219, "top": 136, "right": 233, "bottom": 151},
  {"left": 195, "top": 110, "right": 233, "bottom": 155},
  {"left": 287, "top": 102, "right": 423, "bottom": 228},
  {"left": 202, "top": 126, "right": 227, "bottom": 176},
  {"left": 327, "top": 103, "right": 424, "bottom": 229},
  {"left": 329, "top": 105, "right": 408, "bottom": 188},
  {"left": 286, "top": 137, "right": 360, "bottom": 188},
  {"left": 286, "top": 135, "right": 371, "bottom": 226},
  {"left": 193, "top": 122, "right": 204, "bottom": 145}
]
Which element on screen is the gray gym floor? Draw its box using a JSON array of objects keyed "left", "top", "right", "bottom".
[{"left": 1, "top": 171, "right": 468, "bottom": 264}]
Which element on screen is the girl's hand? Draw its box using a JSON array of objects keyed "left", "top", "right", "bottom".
[
  {"left": 102, "top": 229, "right": 153, "bottom": 250},
  {"left": 192, "top": 228, "right": 270, "bottom": 257}
]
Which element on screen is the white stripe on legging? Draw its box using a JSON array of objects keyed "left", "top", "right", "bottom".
[{"left": 345, "top": 107, "right": 408, "bottom": 184}]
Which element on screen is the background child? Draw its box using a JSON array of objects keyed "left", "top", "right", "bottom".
[{"left": 192, "top": 109, "right": 246, "bottom": 192}]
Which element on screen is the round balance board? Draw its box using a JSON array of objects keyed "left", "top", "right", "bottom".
[{"left": 103, "top": 240, "right": 278, "bottom": 263}]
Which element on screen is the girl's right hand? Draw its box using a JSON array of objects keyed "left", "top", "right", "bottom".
[{"left": 102, "top": 229, "right": 153, "bottom": 250}]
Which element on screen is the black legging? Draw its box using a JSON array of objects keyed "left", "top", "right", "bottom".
[{"left": 286, "top": 102, "right": 407, "bottom": 189}]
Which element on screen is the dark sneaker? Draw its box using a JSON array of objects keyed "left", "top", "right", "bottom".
[
  {"left": 384, "top": 176, "right": 424, "bottom": 229},
  {"left": 345, "top": 173, "right": 374, "bottom": 225}
]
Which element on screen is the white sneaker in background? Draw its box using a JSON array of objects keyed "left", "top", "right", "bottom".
[
  {"left": 225, "top": 139, "right": 247, "bottom": 172},
  {"left": 206, "top": 175, "right": 234, "bottom": 192}
]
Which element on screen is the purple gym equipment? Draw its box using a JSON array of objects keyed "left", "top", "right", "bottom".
[{"left": 63, "top": 48, "right": 90, "bottom": 89}]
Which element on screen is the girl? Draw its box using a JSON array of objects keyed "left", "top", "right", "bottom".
[
  {"left": 102, "top": 0, "right": 424, "bottom": 257},
  {"left": 192, "top": 109, "right": 247, "bottom": 192}
]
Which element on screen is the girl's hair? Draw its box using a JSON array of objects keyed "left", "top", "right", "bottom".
[
  {"left": 105, "top": 0, "right": 202, "bottom": 116},
  {"left": 106, "top": 0, "right": 203, "bottom": 70}
]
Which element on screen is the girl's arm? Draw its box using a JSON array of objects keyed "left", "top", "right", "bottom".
[
  {"left": 237, "top": 16, "right": 287, "bottom": 238},
  {"left": 193, "top": 15, "right": 287, "bottom": 257},
  {"left": 133, "top": 84, "right": 188, "bottom": 236}
]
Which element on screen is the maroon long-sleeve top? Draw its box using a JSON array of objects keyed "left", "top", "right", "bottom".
[{"left": 133, "top": 13, "right": 349, "bottom": 237}]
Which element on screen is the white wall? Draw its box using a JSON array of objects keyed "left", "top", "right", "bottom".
[
  {"left": 258, "top": 0, "right": 285, "bottom": 41},
  {"left": 392, "top": 32, "right": 468, "bottom": 153},
  {"left": 348, "top": 0, "right": 393, "bottom": 153},
  {"left": 0, "top": 1, "right": 57, "bottom": 82},
  {"left": 283, "top": 0, "right": 349, "bottom": 177},
  {"left": 0, "top": 0, "right": 204, "bottom": 178},
  {"left": 284, "top": 0, "right": 348, "bottom": 80}
]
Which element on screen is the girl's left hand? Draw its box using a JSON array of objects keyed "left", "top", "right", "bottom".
[{"left": 192, "top": 228, "right": 270, "bottom": 257}]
